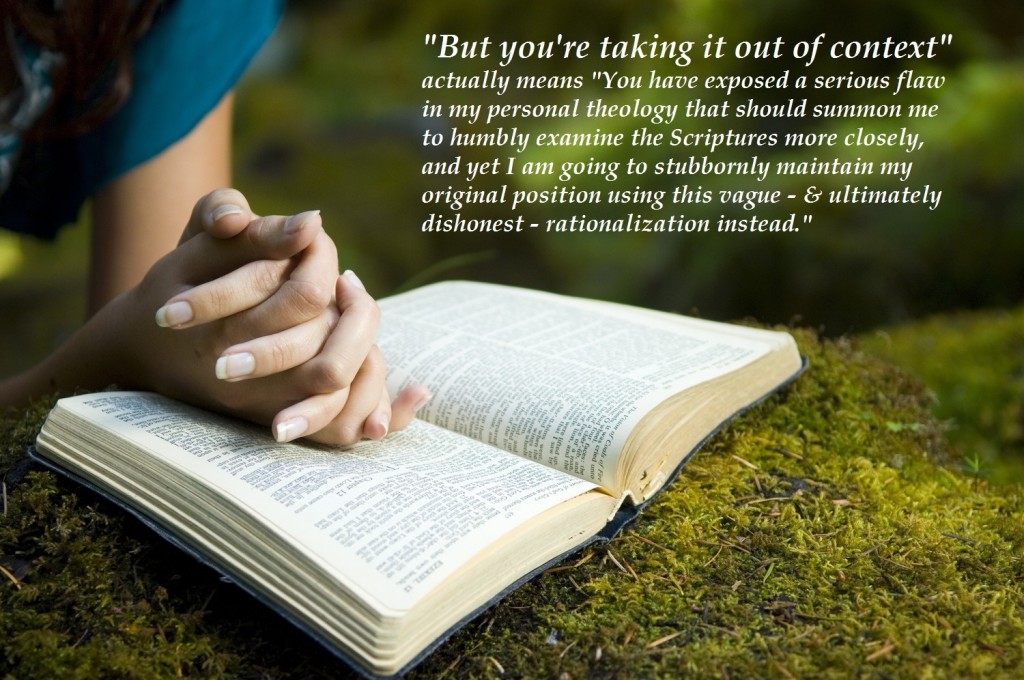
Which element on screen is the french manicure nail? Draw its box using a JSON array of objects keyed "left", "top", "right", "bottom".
[
  {"left": 284, "top": 209, "right": 321, "bottom": 233},
  {"left": 413, "top": 392, "right": 433, "bottom": 412},
  {"left": 371, "top": 412, "right": 390, "bottom": 439},
  {"left": 275, "top": 417, "right": 309, "bottom": 443},
  {"left": 154, "top": 300, "right": 194, "bottom": 328},
  {"left": 208, "top": 203, "right": 244, "bottom": 223},
  {"left": 343, "top": 269, "right": 366, "bottom": 291},
  {"left": 215, "top": 352, "right": 256, "bottom": 380}
]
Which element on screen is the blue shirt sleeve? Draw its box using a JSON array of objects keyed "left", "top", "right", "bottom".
[{"left": 0, "top": 0, "right": 283, "bottom": 239}]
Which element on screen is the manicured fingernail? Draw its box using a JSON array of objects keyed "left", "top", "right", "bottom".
[
  {"left": 369, "top": 412, "right": 390, "bottom": 440},
  {"left": 275, "top": 417, "right": 308, "bottom": 443},
  {"left": 342, "top": 269, "right": 365, "bottom": 291},
  {"left": 414, "top": 392, "right": 433, "bottom": 412},
  {"left": 155, "top": 300, "right": 193, "bottom": 328},
  {"left": 208, "top": 203, "right": 244, "bottom": 223},
  {"left": 215, "top": 353, "right": 256, "bottom": 380},
  {"left": 284, "top": 209, "right": 321, "bottom": 233}
]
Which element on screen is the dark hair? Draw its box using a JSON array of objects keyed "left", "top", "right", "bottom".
[{"left": 2, "top": 0, "right": 163, "bottom": 138}]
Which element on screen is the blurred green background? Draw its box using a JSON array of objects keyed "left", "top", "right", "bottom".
[
  {"left": 242, "top": 0, "right": 1022, "bottom": 334},
  {"left": 1, "top": 1, "right": 1022, "bottom": 476}
]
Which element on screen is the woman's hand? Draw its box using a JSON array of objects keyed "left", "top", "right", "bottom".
[
  {"left": 137, "top": 188, "right": 430, "bottom": 445},
  {"left": 153, "top": 189, "right": 342, "bottom": 376},
  {"left": 266, "top": 272, "right": 431, "bottom": 445},
  {"left": 2, "top": 189, "right": 429, "bottom": 446}
]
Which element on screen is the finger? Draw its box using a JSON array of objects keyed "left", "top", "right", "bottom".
[
  {"left": 293, "top": 272, "right": 379, "bottom": 394},
  {"left": 181, "top": 188, "right": 256, "bottom": 244},
  {"left": 270, "top": 390, "right": 345, "bottom": 444},
  {"left": 154, "top": 211, "right": 326, "bottom": 326},
  {"left": 361, "top": 388, "right": 393, "bottom": 442},
  {"left": 173, "top": 210, "right": 323, "bottom": 284},
  {"left": 386, "top": 384, "right": 433, "bottom": 434},
  {"left": 155, "top": 258, "right": 292, "bottom": 329},
  {"left": 358, "top": 382, "right": 430, "bottom": 440},
  {"left": 313, "top": 347, "right": 391, "bottom": 445},
  {"left": 215, "top": 309, "right": 336, "bottom": 381},
  {"left": 273, "top": 346, "right": 388, "bottom": 446},
  {"left": 225, "top": 227, "right": 338, "bottom": 336},
  {"left": 238, "top": 209, "right": 323, "bottom": 262}
]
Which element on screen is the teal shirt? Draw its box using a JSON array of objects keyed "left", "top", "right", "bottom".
[{"left": 0, "top": 0, "right": 283, "bottom": 238}]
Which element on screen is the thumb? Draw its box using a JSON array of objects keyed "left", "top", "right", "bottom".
[{"left": 180, "top": 187, "right": 256, "bottom": 244}]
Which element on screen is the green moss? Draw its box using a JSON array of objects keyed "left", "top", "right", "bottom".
[
  {"left": 407, "top": 331, "right": 1023, "bottom": 679},
  {"left": 3, "top": 330, "right": 1023, "bottom": 679},
  {"left": 862, "top": 305, "right": 1024, "bottom": 485}
]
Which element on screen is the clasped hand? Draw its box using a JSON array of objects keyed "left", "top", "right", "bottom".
[{"left": 111, "top": 189, "right": 428, "bottom": 445}]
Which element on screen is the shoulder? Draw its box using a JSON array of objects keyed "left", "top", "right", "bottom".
[
  {"left": 0, "top": 0, "right": 284, "bottom": 238},
  {"left": 89, "top": 0, "right": 286, "bottom": 182},
  {"left": 134, "top": 0, "right": 285, "bottom": 94}
]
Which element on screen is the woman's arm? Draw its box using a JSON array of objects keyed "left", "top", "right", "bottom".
[
  {"left": 3, "top": 91, "right": 429, "bottom": 443},
  {"left": 0, "top": 205, "right": 429, "bottom": 443},
  {"left": 88, "top": 91, "right": 235, "bottom": 312}
]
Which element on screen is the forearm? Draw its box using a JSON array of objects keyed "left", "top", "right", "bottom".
[
  {"left": 88, "top": 92, "right": 233, "bottom": 312},
  {"left": 0, "top": 290, "right": 141, "bottom": 407},
  {"left": 0, "top": 199, "right": 430, "bottom": 444}
]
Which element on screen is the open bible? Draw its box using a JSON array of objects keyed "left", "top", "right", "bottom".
[{"left": 34, "top": 281, "right": 804, "bottom": 678}]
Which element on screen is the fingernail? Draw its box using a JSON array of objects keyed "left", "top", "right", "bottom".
[
  {"left": 342, "top": 269, "right": 365, "bottom": 291},
  {"left": 155, "top": 300, "right": 193, "bottom": 328},
  {"left": 275, "top": 417, "right": 308, "bottom": 443},
  {"left": 284, "top": 209, "right": 321, "bottom": 233},
  {"left": 370, "top": 412, "right": 390, "bottom": 440},
  {"left": 208, "top": 203, "right": 244, "bottom": 223},
  {"left": 413, "top": 391, "right": 433, "bottom": 412},
  {"left": 215, "top": 352, "right": 256, "bottom": 380}
]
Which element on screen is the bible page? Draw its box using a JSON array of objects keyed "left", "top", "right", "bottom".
[
  {"left": 379, "top": 281, "right": 790, "bottom": 488},
  {"left": 39, "top": 392, "right": 597, "bottom": 615}
]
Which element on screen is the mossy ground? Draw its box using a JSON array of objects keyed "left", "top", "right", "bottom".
[
  {"left": 862, "top": 306, "right": 1024, "bottom": 486},
  {"left": 2, "top": 326, "right": 1022, "bottom": 679}
]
